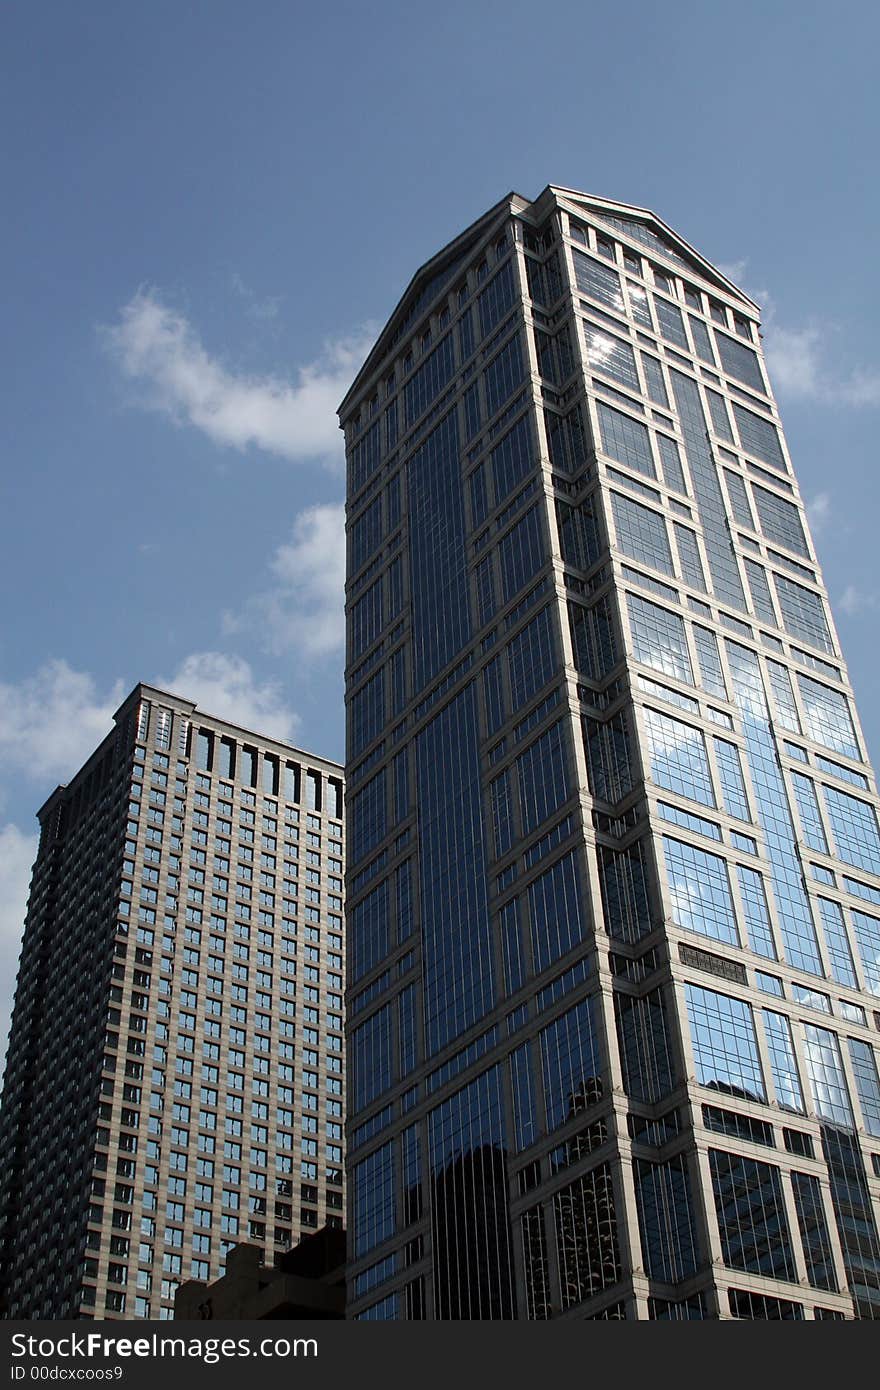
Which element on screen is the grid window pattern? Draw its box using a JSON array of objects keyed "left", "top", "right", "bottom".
[
  {"left": 478, "top": 259, "right": 516, "bottom": 338},
  {"left": 507, "top": 606, "right": 556, "bottom": 711},
  {"left": 823, "top": 785, "right": 880, "bottom": 874},
  {"left": 774, "top": 574, "right": 833, "bottom": 654},
  {"left": 552, "top": 1164, "right": 621, "bottom": 1308},
  {"left": 791, "top": 1170, "right": 837, "bottom": 1291},
  {"left": 715, "top": 332, "right": 765, "bottom": 393},
  {"left": 569, "top": 597, "right": 617, "bottom": 682},
  {"left": 685, "top": 984, "right": 765, "bottom": 1101},
  {"left": 612, "top": 493, "right": 673, "bottom": 575},
  {"left": 733, "top": 403, "right": 786, "bottom": 472},
  {"left": 802, "top": 1024, "right": 854, "bottom": 1128},
  {"left": 540, "top": 995, "right": 604, "bottom": 1131},
  {"left": 643, "top": 708, "right": 714, "bottom": 808},
  {"left": 596, "top": 402, "right": 655, "bottom": 477},
  {"left": 408, "top": 410, "right": 471, "bottom": 693},
  {"left": 664, "top": 838, "right": 738, "bottom": 946},
  {"left": 416, "top": 683, "right": 493, "bottom": 1057},
  {"left": 817, "top": 899, "right": 858, "bottom": 988},
  {"left": 484, "top": 335, "right": 525, "bottom": 418},
  {"left": 657, "top": 435, "right": 686, "bottom": 493},
  {"left": 404, "top": 333, "right": 455, "bottom": 427},
  {"left": 585, "top": 326, "right": 640, "bottom": 392},
  {"left": 427, "top": 1065, "right": 514, "bottom": 1320},
  {"left": 851, "top": 910, "right": 880, "bottom": 997},
  {"left": 499, "top": 506, "right": 545, "bottom": 604},
  {"left": 766, "top": 660, "right": 802, "bottom": 733},
  {"left": 706, "top": 389, "right": 733, "bottom": 440},
  {"left": 791, "top": 772, "right": 829, "bottom": 853},
  {"left": 726, "top": 643, "right": 823, "bottom": 975},
  {"left": 692, "top": 625, "right": 727, "bottom": 699},
  {"left": 671, "top": 372, "right": 746, "bottom": 610},
  {"left": 615, "top": 989, "right": 675, "bottom": 1103},
  {"left": 744, "top": 559, "right": 777, "bottom": 626},
  {"left": 352, "top": 1004, "right": 393, "bottom": 1111},
  {"left": 714, "top": 739, "right": 750, "bottom": 821},
  {"left": 708, "top": 1149, "right": 796, "bottom": 1281},
  {"left": 517, "top": 721, "right": 570, "bottom": 838},
  {"left": 642, "top": 353, "right": 668, "bottom": 407},
  {"left": 655, "top": 298, "right": 688, "bottom": 349},
  {"left": 762, "top": 1010, "right": 806, "bottom": 1112},
  {"left": 724, "top": 469, "right": 755, "bottom": 528},
  {"left": 491, "top": 414, "right": 533, "bottom": 504},
  {"left": 353, "top": 1142, "right": 395, "bottom": 1257},
  {"left": 752, "top": 485, "right": 809, "bottom": 557},
  {"left": 674, "top": 525, "right": 706, "bottom": 591},
  {"left": 635, "top": 1155, "right": 700, "bottom": 1283},
  {"left": 736, "top": 866, "right": 776, "bottom": 959},
  {"left": 528, "top": 849, "right": 587, "bottom": 975},
  {"left": 627, "top": 594, "right": 693, "bottom": 683},
  {"left": 848, "top": 1039, "right": 880, "bottom": 1138},
  {"left": 572, "top": 249, "right": 623, "bottom": 310},
  {"left": 797, "top": 674, "right": 859, "bottom": 758}
]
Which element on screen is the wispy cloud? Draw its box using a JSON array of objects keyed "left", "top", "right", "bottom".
[
  {"left": 719, "top": 260, "right": 880, "bottom": 408},
  {"left": 0, "top": 823, "right": 38, "bottom": 1062},
  {"left": 0, "top": 660, "right": 126, "bottom": 783},
  {"left": 102, "top": 289, "right": 376, "bottom": 464},
  {"left": 838, "top": 584, "right": 878, "bottom": 618},
  {"left": 224, "top": 503, "right": 345, "bottom": 658},
  {"left": 0, "top": 654, "right": 299, "bottom": 790},
  {"left": 156, "top": 652, "right": 300, "bottom": 741},
  {"left": 230, "top": 272, "right": 282, "bottom": 323},
  {"left": 806, "top": 491, "right": 831, "bottom": 535}
]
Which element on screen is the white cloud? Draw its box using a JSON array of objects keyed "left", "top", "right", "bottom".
[
  {"left": 0, "top": 823, "right": 38, "bottom": 1063},
  {"left": 156, "top": 652, "right": 300, "bottom": 741},
  {"left": 763, "top": 323, "right": 823, "bottom": 398},
  {"left": 716, "top": 264, "right": 880, "bottom": 409},
  {"left": 0, "top": 660, "right": 125, "bottom": 783},
  {"left": 806, "top": 491, "right": 831, "bottom": 534},
  {"left": 838, "top": 584, "right": 878, "bottom": 618},
  {"left": 224, "top": 503, "right": 345, "bottom": 658},
  {"left": 230, "top": 272, "right": 281, "bottom": 322},
  {"left": 102, "top": 289, "right": 376, "bottom": 464}
]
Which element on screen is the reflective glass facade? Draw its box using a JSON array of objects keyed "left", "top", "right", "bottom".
[{"left": 341, "top": 187, "right": 880, "bottom": 1319}]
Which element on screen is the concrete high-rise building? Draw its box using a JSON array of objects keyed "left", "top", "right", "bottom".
[
  {"left": 0, "top": 685, "right": 346, "bottom": 1320},
  {"left": 339, "top": 186, "right": 880, "bottom": 1320}
]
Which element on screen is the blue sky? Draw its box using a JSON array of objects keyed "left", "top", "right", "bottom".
[{"left": 2, "top": 0, "right": 880, "bottom": 1052}]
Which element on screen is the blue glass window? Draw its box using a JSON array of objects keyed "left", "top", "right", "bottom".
[
  {"left": 350, "top": 879, "right": 389, "bottom": 984},
  {"left": 596, "top": 402, "right": 655, "bottom": 477},
  {"left": 848, "top": 1039, "right": 880, "bottom": 1137},
  {"left": 762, "top": 1009, "right": 805, "bottom": 1112},
  {"left": 736, "top": 866, "right": 776, "bottom": 959},
  {"left": 797, "top": 675, "right": 859, "bottom": 758},
  {"left": 408, "top": 411, "right": 471, "bottom": 693},
  {"left": 507, "top": 605, "right": 556, "bottom": 712},
  {"left": 635, "top": 1156, "right": 700, "bottom": 1283},
  {"left": 416, "top": 683, "right": 493, "bottom": 1056},
  {"left": 816, "top": 899, "right": 857, "bottom": 988},
  {"left": 483, "top": 335, "right": 525, "bottom": 418},
  {"left": 791, "top": 772, "right": 828, "bottom": 853},
  {"left": 802, "top": 1024, "right": 854, "bottom": 1127},
  {"left": 644, "top": 708, "right": 714, "bottom": 807},
  {"left": 664, "top": 838, "right": 738, "bottom": 946},
  {"left": 626, "top": 593, "right": 693, "bottom": 684},
  {"left": 478, "top": 258, "right": 516, "bottom": 338},
  {"left": 733, "top": 403, "right": 786, "bottom": 472},
  {"left": 517, "top": 721, "right": 570, "bottom": 837},
  {"left": 528, "top": 849, "right": 586, "bottom": 974},
  {"left": 752, "top": 485, "right": 808, "bottom": 557},
  {"left": 491, "top": 414, "right": 533, "bottom": 504},
  {"left": 709, "top": 1149, "right": 796, "bottom": 1280},
  {"left": 353, "top": 1141, "right": 395, "bottom": 1257},
  {"left": 823, "top": 785, "right": 880, "bottom": 874},
  {"left": 498, "top": 506, "right": 545, "bottom": 604},
  {"left": 404, "top": 333, "right": 455, "bottom": 427},
  {"left": 685, "top": 984, "right": 765, "bottom": 1101},
  {"left": 851, "top": 910, "right": 880, "bottom": 996},
  {"left": 715, "top": 332, "right": 765, "bottom": 393},
  {"left": 540, "top": 995, "right": 603, "bottom": 1130},
  {"left": 611, "top": 493, "right": 673, "bottom": 575}
]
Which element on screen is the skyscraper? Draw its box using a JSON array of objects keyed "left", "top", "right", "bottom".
[
  {"left": 0, "top": 684, "right": 346, "bottom": 1320},
  {"left": 339, "top": 186, "right": 880, "bottom": 1320}
]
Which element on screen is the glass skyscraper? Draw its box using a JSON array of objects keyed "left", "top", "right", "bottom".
[
  {"left": 339, "top": 186, "right": 880, "bottom": 1320},
  {"left": 0, "top": 684, "right": 346, "bottom": 1319}
]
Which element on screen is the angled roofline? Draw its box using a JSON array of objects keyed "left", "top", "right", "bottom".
[
  {"left": 337, "top": 191, "right": 531, "bottom": 417},
  {"left": 548, "top": 185, "right": 760, "bottom": 311},
  {"left": 337, "top": 184, "right": 760, "bottom": 419}
]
